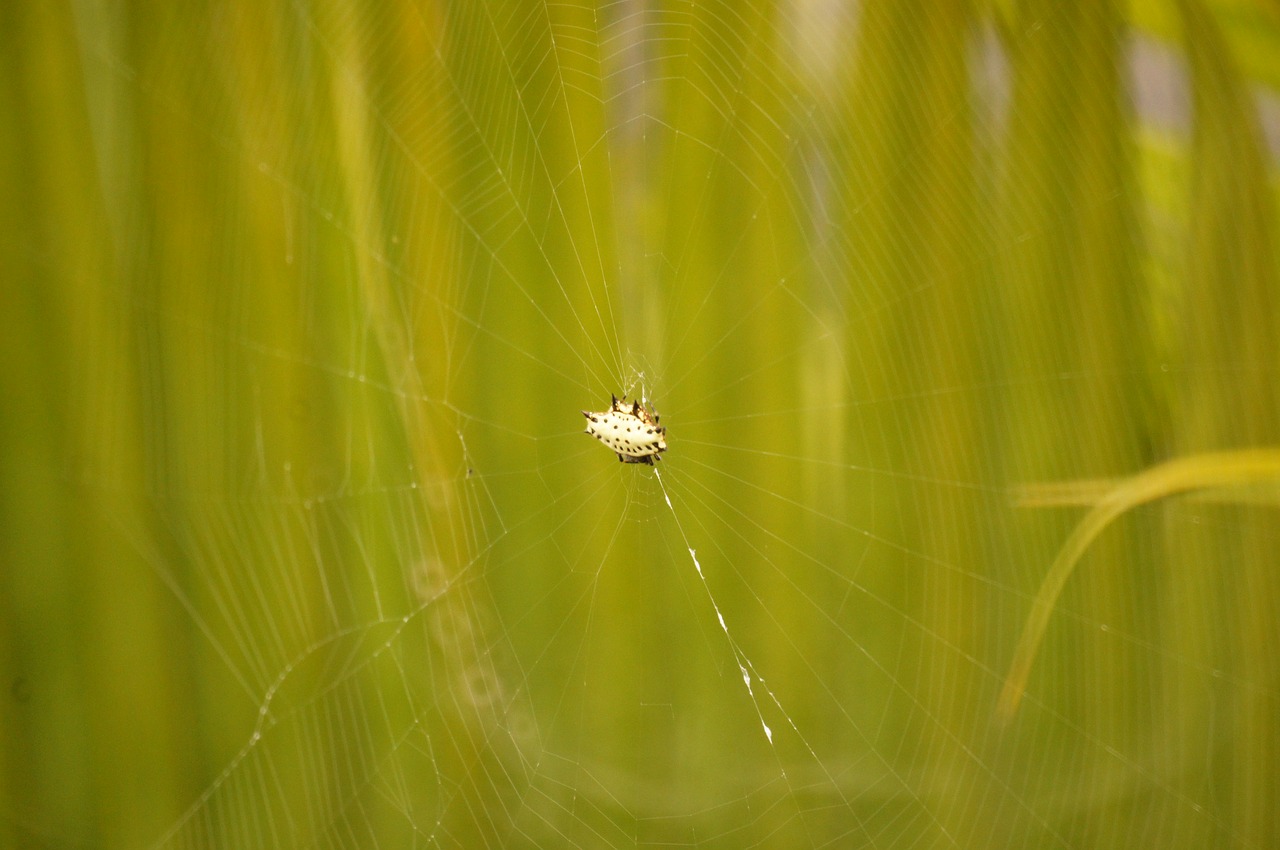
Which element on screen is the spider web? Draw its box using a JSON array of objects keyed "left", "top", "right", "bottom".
[{"left": 25, "top": 1, "right": 1280, "bottom": 848}]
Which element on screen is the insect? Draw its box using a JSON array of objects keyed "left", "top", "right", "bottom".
[{"left": 582, "top": 394, "right": 668, "bottom": 465}]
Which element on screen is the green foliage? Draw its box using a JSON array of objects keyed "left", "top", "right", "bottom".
[{"left": 2, "top": 0, "right": 1278, "bottom": 847}]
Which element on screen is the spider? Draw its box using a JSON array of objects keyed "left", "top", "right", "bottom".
[{"left": 582, "top": 394, "right": 667, "bottom": 465}]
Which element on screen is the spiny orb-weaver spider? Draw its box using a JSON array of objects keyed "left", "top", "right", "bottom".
[{"left": 582, "top": 394, "right": 667, "bottom": 465}]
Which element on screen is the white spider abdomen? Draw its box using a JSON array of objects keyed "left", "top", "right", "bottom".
[{"left": 582, "top": 395, "right": 667, "bottom": 465}]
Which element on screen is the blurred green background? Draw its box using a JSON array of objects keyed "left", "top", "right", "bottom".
[{"left": 3, "top": 0, "right": 1279, "bottom": 847}]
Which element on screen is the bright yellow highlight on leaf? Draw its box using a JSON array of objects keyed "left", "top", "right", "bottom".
[{"left": 998, "top": 448, "right": 1280, "bottom": 724}]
